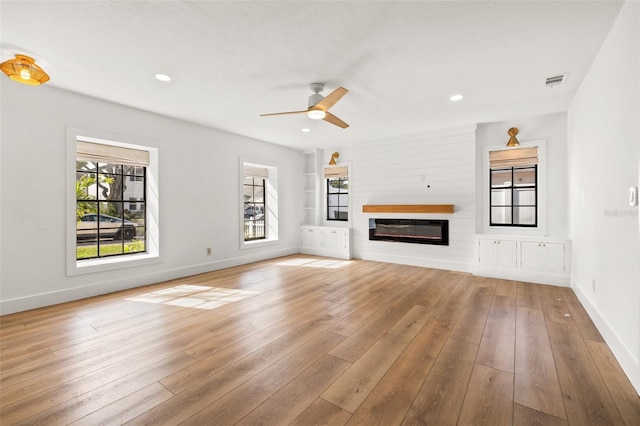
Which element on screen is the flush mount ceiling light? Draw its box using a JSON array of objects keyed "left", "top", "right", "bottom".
[
  {"left": 0, "top": 54, "right": 50, "bottom": 85},
  {"left": 449, "top": 94, "right": 464, "bottom": 102},
  {"left": 154, "top": 73, "right": 172, "bottom": 82}
]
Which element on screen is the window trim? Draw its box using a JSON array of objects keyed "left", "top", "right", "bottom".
[
  {"left": 239, "top": 158, "right": 279, "bottom": 249},
  {"left": 66, "top": 128, "right": 160, "bottom": 276},
  {"left": 482, "top": 140, "right": 547, "bottom": 236}
]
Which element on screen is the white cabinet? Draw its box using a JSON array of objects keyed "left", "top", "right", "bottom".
[
  {"left": 478, "top": 238, "right": 517, "bottom": 267},
  {"left": 474, "top": 235, "right": 570, "bottom": 286},
  {"left": 521, "top": 241, "right": 565, "bottom": 273},
  {"left": 300, "top": 226, "right": 351, "bottom": 259}
]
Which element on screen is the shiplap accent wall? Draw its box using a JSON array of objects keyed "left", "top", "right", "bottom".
[{"left": 352, "top": 125, "right": 476, "bottom": 272}]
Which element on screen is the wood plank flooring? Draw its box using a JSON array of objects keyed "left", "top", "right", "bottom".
[{"left": 1, "top": 255, "right": 639, "bottom": 425}]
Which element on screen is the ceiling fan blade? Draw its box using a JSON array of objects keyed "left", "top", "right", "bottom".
[
  {"left": 260, "top": 109, "right": 309, "bottom": 117},
  {"left": 315, "top": 87, "right": 348, "bottom": 110},
  {"left": 324, "top": 112, "right": 349, "bottom": 129}
]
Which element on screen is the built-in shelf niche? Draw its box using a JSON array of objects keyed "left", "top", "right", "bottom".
[
  {"left": 303, "top": 150, "right": 321, "bottom": 225},
  {"left": 362, "top": 204, "right": 454, "bottom": 214}
]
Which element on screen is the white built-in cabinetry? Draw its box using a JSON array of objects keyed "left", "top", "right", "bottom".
[
  {"left": 473, "top": 235, "right": 570, "bottom": 286},
  {"left": 478, "top": 239, "right": 517, "bottom": 268},
  {"left": 303, "top": 150, "right": 320, "bottom": 226},
  {"left": 300, "top": 226, "right": 351, "bottom": 259},
  {"left": 520, "top": 241, "right": 566, "bottom": 273}
]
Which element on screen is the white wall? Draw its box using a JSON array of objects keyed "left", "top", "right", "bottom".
[
  {"left": 0, "top": 82, "right": 303, "bottom": 314},
  {"left": 475, "top": 112, "right": 569, "bottom": 238},
  {"left": 351, "top": 125, "right": 476, "bottom": 272},
  {"left": 568, "top": 0, "right": 640, "bottom": 391}
]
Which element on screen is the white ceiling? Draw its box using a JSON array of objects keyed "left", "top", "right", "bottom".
[{"left": 1, "top": 1, "right": 623, "bottom": 150}]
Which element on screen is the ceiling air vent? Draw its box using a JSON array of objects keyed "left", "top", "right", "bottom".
[{"left": 545, "top": 73, "right": 568, "bottom": 87}]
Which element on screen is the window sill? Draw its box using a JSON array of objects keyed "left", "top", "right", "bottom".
[
  {"left": 241, "top": 238, "right": 279, "bottom": 250},
  {"left": 68, "top": 252, "right": 161, "bottom": 276}
]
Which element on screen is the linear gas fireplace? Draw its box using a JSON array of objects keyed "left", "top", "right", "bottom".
[{"left": 369, "top": 218, "right": 449, "bottom": 246}]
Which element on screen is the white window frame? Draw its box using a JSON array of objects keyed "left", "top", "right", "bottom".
[
  {"left": 483, "top": 139, "right": 547, "bottom": 236},
  {"left": 66, "top": 128, "right": 160, "bottom": 276},
  {"left": 239, "top": 158, "right": 279, "bottom": 249}
]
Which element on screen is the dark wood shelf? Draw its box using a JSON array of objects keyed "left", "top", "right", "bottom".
[{"left": 362, "top": 204, "right": 454, "bottom": 214}]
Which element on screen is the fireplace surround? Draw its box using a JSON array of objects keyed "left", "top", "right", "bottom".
[{"left": 368, "top": 218, "right": 449, "bottom": 245}]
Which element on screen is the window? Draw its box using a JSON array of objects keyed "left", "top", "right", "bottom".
[
  {"left": 489, "top": 147, "right": 538, "bottom": 227},
  {"left": 240, "top": 160, "right": 278, "bottom": 248},
  {"left": 67, "top": 129, "right": 159, "bottom": 277},
  {"left": 325, "top": 165, "right": 349, "bottom": 221},
  {"left": 243, "top": 170, "right": 266, "bottom": 241},
  {"left": 129, "top": 166, "right": 144, "bottom": 182},
  {"left": 76, "top": 141, "right": 148, "bottom": 259}
]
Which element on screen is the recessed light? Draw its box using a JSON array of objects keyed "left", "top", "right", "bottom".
[
  {"left": 449, "top": 94, "right": 463, "bottom": 102},
  {"left": 302, "top": 128, "right": 311, "bottom": 133},
  {"left": 154, "top": 73, "right": 172, "bottom": 82}
]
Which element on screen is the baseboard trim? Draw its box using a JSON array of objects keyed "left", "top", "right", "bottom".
[
  {"left": 356, "top": 252, "right": 472, "bottom": 273},
  {"left": 0, "top": 247, "right": 299, "bottom": 315},
  {"left": 571, "top": 277, "right": 640, "bottom": 394},
  {"left": 472, "top": 265, "right": 570, "bottom": 286}
]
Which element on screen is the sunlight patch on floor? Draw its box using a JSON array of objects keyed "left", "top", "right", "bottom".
[
  {"left": 276, "top": 258, "right": 353, "bottom": 268},
  {"left": 126, "top": 284, "right": 259, "bottom": 310}
]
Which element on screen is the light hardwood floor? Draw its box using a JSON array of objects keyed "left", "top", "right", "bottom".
[{"left": 1, "top": 255, "right": 639, "bottom": 425}]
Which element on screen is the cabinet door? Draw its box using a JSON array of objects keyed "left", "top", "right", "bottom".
[
  {"left": 521, "top": 242, "right": 544, "bottom": 270},
  {"left": 544, "top": 243, "right": 565, "bottom": 273},
  {"left": 478, "top": 239, "right": 497, "bottom": 265},
  {"left": 301, "top": 228, "right": 322, "bottom": 248},
  {"left": 521, "top": 242, "right": 564, "bottom": 272},
  {"left": 324, "top": 229, "right": 339, "bottom": 249},
  {"left": 497, "top": 240, "right": 517, "bottom": 267}
]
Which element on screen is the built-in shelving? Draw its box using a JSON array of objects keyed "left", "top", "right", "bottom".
[{"left": 302, "top": 150, "right": 321, "bottom": 225}]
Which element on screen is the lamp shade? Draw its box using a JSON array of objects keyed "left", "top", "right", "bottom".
[{"left": 0, "top": 54, "right": 50, "bottom": 85}]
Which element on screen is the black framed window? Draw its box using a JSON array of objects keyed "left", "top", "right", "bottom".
[
  {"left": 327, "top": 177, "right": 349, "bottom": 221},
  {"left": 243, "top": 176, "right": 266, "bottom": 241},
  {"left": 490, "top": 165, "right": 537, "bottom": 226},
  {"left": 76, "top": 161, "right": 146, "bottom": 259}
]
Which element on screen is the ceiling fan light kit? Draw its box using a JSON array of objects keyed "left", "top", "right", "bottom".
[
  {"left": 261, "top": 83, "right": 349, "bottom": 128},
  {"left": 0, "top": 54, "right": 50, "bottom": 85},
  {"left": 307, "top": 109, "right": 326, "bottom": 120}
]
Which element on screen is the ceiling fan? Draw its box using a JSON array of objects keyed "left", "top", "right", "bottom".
[{"left": 260, "top": 83, "right": 349, "bottom": 129}]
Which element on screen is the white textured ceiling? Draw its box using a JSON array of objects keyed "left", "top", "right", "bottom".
[{"left": 1, "top": 1, "right": 623, "bottom": 150}]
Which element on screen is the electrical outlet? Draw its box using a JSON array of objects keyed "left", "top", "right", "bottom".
[
  {"left": 592, "top": 279, "right": 596, "bottom": 292},
  {"left": 206, "top": 248, "right": 212, "bottom": 255}
]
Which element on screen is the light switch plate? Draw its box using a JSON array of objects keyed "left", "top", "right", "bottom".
[{"left": 630, "top": 186, "right": 638, "bottom": 207}]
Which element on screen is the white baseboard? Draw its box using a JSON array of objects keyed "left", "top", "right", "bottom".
[
  {"left": 356, "top": 252, "right": 472, "bottom": 273},
  {"left": 0, "top": 247, "right": 299, "bottom": 315},
  {"left": 571, "top": 277, "right": 640, "bottom": 394},
  {"left": 472, "top": 265, "right": 570, "bottom": 286},
  {"left": 299, "top": 247, "right": 351, "bottom": 260}
]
